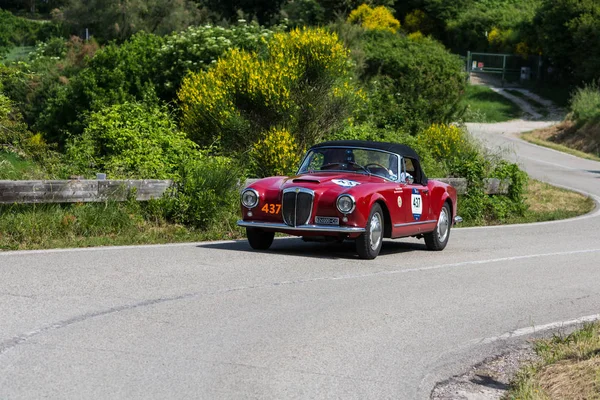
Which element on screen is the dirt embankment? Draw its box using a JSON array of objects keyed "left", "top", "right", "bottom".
[{"left": 531, "top": 119, "right": 600, "bottom": 156}]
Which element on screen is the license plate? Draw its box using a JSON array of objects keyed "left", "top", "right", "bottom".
[{"left": 315, "top": 216, "right": 339, "bottom": 225}]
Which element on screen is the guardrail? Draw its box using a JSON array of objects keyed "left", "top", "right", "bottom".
[
  {"left": 0, "top": 180, "right": 172, "bottom": 204},
  {"left": 0, "top": 178, "right": 508, "bottom": 205}
]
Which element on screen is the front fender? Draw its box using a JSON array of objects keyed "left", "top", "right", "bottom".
[{"left": 430, "top": 185, "right": 457, "bottom": 221}]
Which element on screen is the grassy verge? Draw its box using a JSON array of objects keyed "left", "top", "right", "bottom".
[
  {"left": 0, "top": 201, "right": 244, "bottom": 251},
  {"left": 0, "top": 151, "right": 46, "bottom": 179},
  {"left": 522, "top": 124, "right": 600, "bottom": 162},
  {"left": 505, "top": 89, "right": 549, "bottom": 117},
  {"left": 461, "top": 84, "right": 523, "bottom": 123},
  {"left": 507, "top": 321, "right": 600, "bottom": 399},
  {"left": 460, "top": 179, "right": 595, "bottom": 227}
]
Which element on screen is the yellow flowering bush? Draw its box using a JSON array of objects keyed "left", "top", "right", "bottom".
[
  {"left": 417, "top": 123, "right": 472, "bottom": 160},
  {"left": 249, "top": 127, "right": 300, "bottom": 176},
  {"left": 178, "top": 27, "right": 361, "bottom": 166},
  {"left": 347, "top": 4, "right": 400, "bottom": 33}
]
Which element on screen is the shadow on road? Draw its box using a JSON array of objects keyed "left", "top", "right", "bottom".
[
  {"left": 198, "top": 238, "right": 424, "bottom": 260},
  {"left": 470, "top": 374, "right": 510, "bottom": 391}
]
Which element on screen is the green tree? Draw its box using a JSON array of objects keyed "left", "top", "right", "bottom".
[
  {"left": 533, "top": 0, "right": 600, "bottom": 83},
  {"left": 62, "top": 0, "right": 202, "bottom": 42},
  {"left": 360, "top": 30, "right": 466, "bottom": 134}
]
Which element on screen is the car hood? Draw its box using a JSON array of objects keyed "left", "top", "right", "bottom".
[{"left": 281, "top": 172, "right": 385, "bottom": 190}]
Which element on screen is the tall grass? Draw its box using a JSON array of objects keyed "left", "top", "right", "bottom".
[{"left": 570, "top": 82, "right": 600, "bottom": 124}]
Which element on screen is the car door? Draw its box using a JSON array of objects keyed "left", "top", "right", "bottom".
[{"left": 405, "top": 157, "right": 430, "bottom": 223}]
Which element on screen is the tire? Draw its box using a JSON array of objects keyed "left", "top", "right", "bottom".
[
  {"left": 425, "top": 202, "right": 451, "bottom": 251},
  {"left": 246, "top": 228, "right": 274, "bottom": 250},
  {"left": 355, "top": 203, "right": 384, "bottom": 259}
]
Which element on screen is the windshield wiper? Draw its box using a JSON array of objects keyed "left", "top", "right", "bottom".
[{"left": 347, "top": 161, "right": 371, "bottom": 175}]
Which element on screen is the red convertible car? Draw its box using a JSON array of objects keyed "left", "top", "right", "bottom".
[{"left": 238, "top": 140, "right": 461, "bottom": 259}]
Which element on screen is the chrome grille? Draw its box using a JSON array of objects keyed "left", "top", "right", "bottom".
[{"left": 282, "top": 188, "right": 314, "bottom": 227}]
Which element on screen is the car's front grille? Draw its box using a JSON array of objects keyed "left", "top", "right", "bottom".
[{"left": 282, "top": 188, "right": 314, "bottom": 227}]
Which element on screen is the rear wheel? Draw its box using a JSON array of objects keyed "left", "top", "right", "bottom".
[
  {"left": 425, "top": 202, "right": 451, "bottom": 251},
  {"left": 356, "top": 204, "right": 384, "bottom": 259},
  {"left": 246, "top": 228, "right": 274, "bottom": 250}
]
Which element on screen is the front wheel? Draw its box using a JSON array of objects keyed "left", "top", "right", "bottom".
[
  {"left": 246, "top": 228, "right": 274, "bottom": 250},
  {"left": 425, "top": 202, "right": 451, "bottom": 251},
  {"left": 356, "top": 204, "right": 384, "bottom": 259}
]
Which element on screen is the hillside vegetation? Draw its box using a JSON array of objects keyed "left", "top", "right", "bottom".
[{"left": 0, "top": 0, "right": 592, "bottom": 238}]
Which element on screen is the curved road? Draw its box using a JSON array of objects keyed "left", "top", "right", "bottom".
[{"left": 1, "top": 121, "right": 600, "bottom": 399}]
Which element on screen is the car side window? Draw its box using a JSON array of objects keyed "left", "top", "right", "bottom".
[{"left": 405, "top": 158, "right": 416, "bottom": 176}]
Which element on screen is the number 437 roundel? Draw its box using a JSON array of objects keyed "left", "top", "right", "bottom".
[{"left": 411, "top": 188, "right": 422, "bottom": 221}]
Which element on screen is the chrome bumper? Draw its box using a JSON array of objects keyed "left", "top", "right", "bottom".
[
  {"left": 237, "top": 220, "right": 366, "bottom": 233},
  {"left": 454, "top": 216, "right": 463, "bottom": 224}
]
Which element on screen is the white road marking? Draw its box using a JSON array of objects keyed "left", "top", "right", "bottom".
[
  {"left": 520, "top": 155, "right": 582, "bottom": 171},
  {"left": 476, "top": 313, "right": 600, "bottom": 345}
]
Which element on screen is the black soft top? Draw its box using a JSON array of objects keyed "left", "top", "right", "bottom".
[
  {"left": 310, "top": 140, "right": 420, "bottom": 161},
  {"left": 308, "top": 140, "right": 428, "bottom": 185}
]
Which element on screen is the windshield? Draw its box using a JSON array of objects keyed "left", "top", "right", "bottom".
[{"left": 298, "top": 147, "right": 400, "bottom": 181}]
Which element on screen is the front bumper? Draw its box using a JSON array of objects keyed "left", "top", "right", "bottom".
[{"left": 237, "top": 220, "right": 366, "bottom": 233}]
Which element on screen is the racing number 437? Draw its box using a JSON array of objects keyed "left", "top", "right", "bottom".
[
  {"left": 413, "top": 197, "right": 421, "bottom": 208},
  {"left": 261, "top": 203, "right": 281, "bottom": 214}
]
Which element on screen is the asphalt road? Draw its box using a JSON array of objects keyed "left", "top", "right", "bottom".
[{"left": 1, "top": 120, "right": 600, "bottom": 399}]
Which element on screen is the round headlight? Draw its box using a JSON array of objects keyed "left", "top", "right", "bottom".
[
  {"left": 241, "top": 189, "right": 259, "bottom": 209},
  {"left": 336, "top": 194, "right": 356, "bottom": 214}
]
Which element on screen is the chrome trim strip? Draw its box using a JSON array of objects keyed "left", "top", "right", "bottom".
[
  {"left": 237, "top": 220, "right": 366, "bottom": 233},
  {"left": 282, "top": 187, "right": 315, "bottom": 195},
  {"left": 454, "top": 216, "right": 463, "bottom": 224},
  {"left": 393, "top": 220, "right": 437, "bottom": 228}
]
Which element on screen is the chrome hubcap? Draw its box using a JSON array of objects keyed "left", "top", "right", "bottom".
[
  {"left": 369, "top": 212, "right": 383, "bottom": 251},
  {"left": 438, "top": 208, "right": 449, "bottom": 242}
]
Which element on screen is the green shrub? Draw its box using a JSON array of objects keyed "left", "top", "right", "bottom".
[
  {"left": 0, "top": 10, "right": 63, "bottom": 53},
  {"left": 65, "top": 100, "right": 196, "bottom": 179},
  {"left": 360, "top": 30, "right": 466, "bottom": 134},
  {"left": 0, "top": 93, "right": 62, "bottom": 175},
  {"left": 162, "top": 155, "right": 241, "bottom": 229},
  {"left": 1, "top": 36, "right": 99, "bottom": 135},
  {"left": 36, "top": 31, "right": 165, "bottom": 143},
  {"left": 570, "top": 82, "right": 600, "bottom": 125}
]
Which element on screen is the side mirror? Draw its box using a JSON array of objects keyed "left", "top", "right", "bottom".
[{"left": 406, "top": 174, "right": 414, "bottom": 184}]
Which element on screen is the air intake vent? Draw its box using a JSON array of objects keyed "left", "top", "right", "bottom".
[{"left": 292, "top": 178, "right": 320, "bottom": 184}]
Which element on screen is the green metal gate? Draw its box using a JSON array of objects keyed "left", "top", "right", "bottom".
[{"left": 467, "top": 52, "right": 543, "bottom": 87}]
